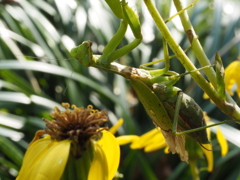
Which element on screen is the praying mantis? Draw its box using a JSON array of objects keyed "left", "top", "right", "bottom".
[{"left": 70, "top": 0, "right": 236, "bottom": 161}]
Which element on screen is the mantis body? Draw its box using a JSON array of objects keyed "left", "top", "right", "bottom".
[{"left": 70, "top": 0, "right": 221, "bottom": 162}]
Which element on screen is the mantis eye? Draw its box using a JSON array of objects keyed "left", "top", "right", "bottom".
[{"left": 69, "top": 46, "right": 79, "bottom": 57}]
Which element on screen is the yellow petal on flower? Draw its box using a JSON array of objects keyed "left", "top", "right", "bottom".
[
  {"left": 206, "top": 121, "right": 212, "bottom": 141},
  {"left": 43, "top": 135, "right": 51, "bottom": 140},
  {"left": 203, "top": 92, "right": 209, "bottom": 99},
  {"left": 202, "top": 83, "right": 213, "bottom": 100},
  {"left": 236, "top": 78, "right": 240, "bottom": 97},
  {"left": 216, "top": 127, "right": 228, "bottom": 157},
  {"left": 203, "top": 112, "right": 210, "bottom": 121},
  {"left": 88, "top": 143, "right": 108, "bottom": 180},
  {"left": 164, "top": 147, "right": 170, "bottom": 154},
  {"left": 17, "top": 138, "right": 71, "bottom": 180},
  {"left": 225, "top": 60, "right": 240, "bottom": 97},
  {"left": 202, "top": 84, "right": 215, "bottom": 103},
  {"left": 143, "top": 130, "right": 166, "bottom": 152},
  {"left": 144, "top": 140, "right": 167, "bottom": 152},
  {"left": 17, "top": 138, "right": 52, "bottom": 179},
  {"left": 116, "top": 135, "right": 139, "bottom": 145},
  {"left": 96, "top": 130, "right": 120, "bottom": 180},
  {"left": 130, "top": 128, "right": 160, "bottom": 149},
  {"left": 201, "top": 144, "right": 213, "bottom": 172},
  {"left": 109, "top": 118, "right": 124, "bottom": 135}
]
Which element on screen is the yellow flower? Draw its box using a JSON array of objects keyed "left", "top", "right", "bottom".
[
  {"left": 105, "top": 118, "right": 139, "bottom": 179},
  {"left": 109, "top": 118, "right": 139, "bottom": 145},
  {"left": 129, "top": 117, "right": 228, "bottom": 172},
  {"left": 17, "top": 103, "right": 120, "bottom": 180},
  {"left": 202, "top": 114, "right": 228, "bottom": 172},
  {"left": 130, "top": 127, "right": 167, "bottom": 152},
  {"left": 225, "top": 60, "right": 240, "bottom": 97}
]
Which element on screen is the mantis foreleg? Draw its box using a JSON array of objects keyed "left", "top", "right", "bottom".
[
  {"left": 139, "top": 45, "right": 191, "bottom": 70},
  {"left": 71, "top": 0, "right": 142, "bottom": 67},
  {"left": 99, "top": 0, "right": 142, "bottom": 65},
  {"left": 170, "top": 90, "right": 240, "bottom": 137}
]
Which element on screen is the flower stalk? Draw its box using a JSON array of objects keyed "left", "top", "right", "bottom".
[{"left": 143, "top": 0, "right": 240, "bottom": 120}]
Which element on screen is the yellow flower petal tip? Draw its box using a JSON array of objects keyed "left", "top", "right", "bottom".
[
  {"left": 116, "top": 135, "right": 139, "bottom": 145},
  {"left": 225, "top": 60, "right": 240, "bottom": 97},
  {"left": 216, "top": 127, "right": 228, "bottom": 157},
  {"left": 144, "top": 141, "right": 167, "bottom": 152},
  {"left": 88, "top": 143, "right": 109, "bottom": 180},
  {"left": 17, "top": 139, "right": 71, "bottom": 180},
  {"left": 130, "top": 128, "right": 166, "bottom": 151},
  {"left": 97, "top": 131, "right": 120, "bottom": 180},
  {"left": 164, "top": 147, "right": 170, "bottom": 154},
  {"left": 109, "top": 118, "right": 124, "bottom": 134},
  {"left": 203, "top": 112, "right": 210, "bottom": 121},
  {"left": 201, "top": 144, "right": 213, "bottom": 172},
  {"left": 202, "top": 83, "right": 215, "bottom": 103}
]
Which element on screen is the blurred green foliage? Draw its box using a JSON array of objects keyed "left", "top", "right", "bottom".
[{"left": 0, "top": 0, "right": 240, "bottom": 179}]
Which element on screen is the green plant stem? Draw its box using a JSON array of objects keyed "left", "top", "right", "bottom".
[
  {"left": 173, "top": 0, "right": 217, "bottom": 87},
  {"left": 143, "top": 0, "right": 240, "bottom": 120},
  {"left": 173, "top": 0, "right": 237, "bottom": 102},
  {"left": 189, "top": 160, "right": 200, "bottom": 180}
]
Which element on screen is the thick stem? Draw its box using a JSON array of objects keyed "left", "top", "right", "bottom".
[
  {"left": 173, "top": 0, "right": 217, "bottom": 87},
  {"left": 173, "top": 0, "right": 237, "bottom": 103},
  {"left": 143, "top": 0, "right": 240, "bottom": 120}
]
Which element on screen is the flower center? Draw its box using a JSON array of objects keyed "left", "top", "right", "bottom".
[{"left": 43, "top": 103, "right": 108, "bottom": 157}]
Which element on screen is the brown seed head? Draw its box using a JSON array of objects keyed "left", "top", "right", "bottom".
[{"left": 43, "top": 103, "right": 108, "bottom": 154}]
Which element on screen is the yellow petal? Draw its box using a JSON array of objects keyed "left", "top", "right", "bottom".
[
  {"left": 225, "top": 60, "right": 240, "bottom": 97},
  {"left": 144, "top": 130, "right": 166, "bottom": 152},
  {"left": 17, "top": 138, "right": 71, "bottom": 180},
  {"left": 96, "top": 130, "right": 120, "bottom": 180},
  {"left": 88, "top": 143, "right": 108, "bottom": 180},
  {"left": 144, "top": 140, "right": 167, "bottom": 152},
  {"left": 17, "top": 138, "right": 53, "bottom": 178},
  {"left": 202, "top": 84, "right": 214, "bottom": 102},
  {"left": 203, "top": 92, "right": 209, "bottom": 99},
  {"left": 203, "top": 112, "right": 210, "bottom": 121},
  {"left": 164, "top": 146, "right": 170, "bottom": 154},
  {"left": 130, "top": 128, "right": 160, "bottom": 149},
  {"left": 109, "top": 118, "right": 123, "bottom": 135},
  {"left": 216, "top": 127, "right": 228, "bottom": 156},
  {"left": 116, "top": 135, "right": 139, "bottom": 145},
  {"left": 206, "top": 121, "right": 212, "bottom": 140},
  {"left": 201, "top": 144, "right": 213, "bottom": 172},
  {"left": 237, "top": 81, "right": 240, "bottom": 97}
]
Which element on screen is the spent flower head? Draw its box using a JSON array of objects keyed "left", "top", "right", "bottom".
[
  {"left": 17, "top": 103, "right": 120, "bottom": 180},
  {"left": 43, "top": 103, "right": 108, "bottom": 158}
]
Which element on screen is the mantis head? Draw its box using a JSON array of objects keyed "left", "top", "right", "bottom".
[{"left": 70, "top": 41, "right": 93, "bottom": 67}]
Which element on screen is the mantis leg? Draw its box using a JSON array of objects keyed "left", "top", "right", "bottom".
[
  {"left": 99, "top": 20, "right": 128, "bottom": 63},
  {"left": 172, "top": 91, "right": 183, "bottom": 134},
  {"left": 165, "top": 0, "right": 199, "bottom": 23},
  {"left": 139, "top": 45, "right": 191, "bottom": 70},
  {"left": 176, "top": 119, "right": 240, "bottom": 135},
  {"left": 171, "top": 91, "right": 240, "bottom": 136},
  {"left": 140, "top": 0, "right": 199, "bottom": 69},
  {"left": 99, "top": 0, "right": 142, "bottom": 65},
  {"left": 70, "top": 0, "right": 142, "bottom": 67},
  {"left": 144, "top": 39, "right": 181, "bottom": 85},
  {"left": 143, "top": 39, "right": 212, "bottom": 85}
]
